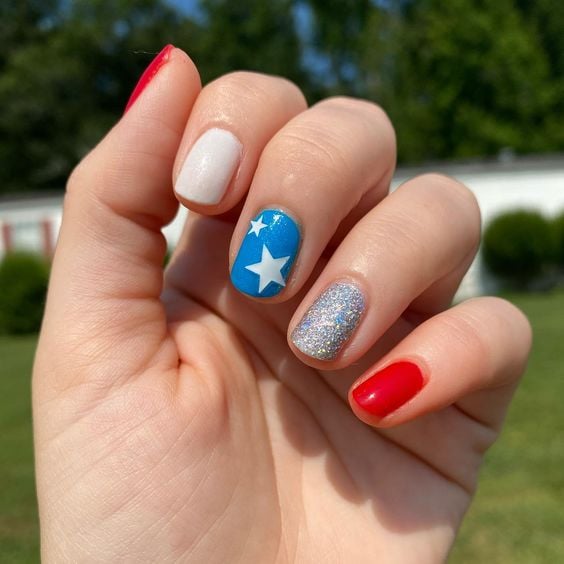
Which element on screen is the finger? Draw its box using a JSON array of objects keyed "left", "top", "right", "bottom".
[
  {"left": 288, "top": 174, "right": 481, "bottom": 367},
  {"left": 348, "top": 297, "right": 532, "bottom": 429},
  {"left": 37, "top": 47, "right": 201, "bottom": 386},
  {"left": 173, "top": 71, "right": 306, "bottom": 213},
  {"left": 229, "top": 97, "right": 396, "bottom": 300},
  {"left": 408, "top": 180, "right": 481, "bottom": 315}
]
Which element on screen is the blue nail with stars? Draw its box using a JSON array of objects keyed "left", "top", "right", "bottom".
[{"left": 231, "top": 209, "right": 301, "bottom": 298}]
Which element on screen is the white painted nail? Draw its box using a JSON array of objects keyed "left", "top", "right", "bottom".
[{"left": 175, "top": 128, "right": 242, "bottom": 205}]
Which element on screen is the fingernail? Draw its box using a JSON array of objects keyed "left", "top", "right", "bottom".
[
  {"left": 124, "top": 44, "right": 174, "bottom": 113},
  {"left": 352, "top": 361, "right": 425, "bottom": 420},
  {"left": 175, "top": 129, "right": 242, "bottom": 205},
  {"left": 231, "top": 209, "right": 300, "bottom": 298},
  {"left": 291, "top": 282, "right": 365, "bottom": 361}
]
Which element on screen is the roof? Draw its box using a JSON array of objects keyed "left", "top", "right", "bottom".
[{"left": 395, "top": 152, "right": 564, "bottom": 179}]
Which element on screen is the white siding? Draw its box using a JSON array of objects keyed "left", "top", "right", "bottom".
[
  {"left": 394, "top": 163, "right": 564, "bottom": 299},
  {"left": 2, "top": 157, "right": 563, "bottom": 299}
]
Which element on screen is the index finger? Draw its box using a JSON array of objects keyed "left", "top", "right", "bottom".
[{"left": 173, "top": 71, "right": 307, "bottom": 214}]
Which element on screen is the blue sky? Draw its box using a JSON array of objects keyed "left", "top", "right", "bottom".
[
  {"left": 165, "top": 0, "right": 200, "bottom": 16},
  {"left": 161, "top": 0, "right": 335, "bottom": 82}
]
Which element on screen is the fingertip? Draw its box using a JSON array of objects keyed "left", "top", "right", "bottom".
[
  {"left": 123, "top": 44, "right": 201, "bottom": 117},
  {"left": 472, "top": 296, "right": 533, "bottom": 373},
  {"left": 170, "top": 47, "right": 202, "bottom": 88},
  {"left": 173, "top": 127, "right": 243, "bottom": 214}
]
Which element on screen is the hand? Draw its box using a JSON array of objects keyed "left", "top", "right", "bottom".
[{"left": 33, "top": 47, "right": 531, "bottom": 563}]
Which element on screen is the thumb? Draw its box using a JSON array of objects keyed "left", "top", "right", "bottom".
[{"left": 36, "top": 46, "right": 200, "bottom": 392}]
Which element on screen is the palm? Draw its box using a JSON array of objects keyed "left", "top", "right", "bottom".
[{"left": 36, "top": 215, "right": 490, "bottom": 563}]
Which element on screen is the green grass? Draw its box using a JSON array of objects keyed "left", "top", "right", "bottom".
[
  {"left": 451, "top": 291, "right": 564, "bottom": 563},
  {"left": 0, "top": 292, "right": 563, "bottom": 562},
  {"left": 0, "top": 335, "right": 39, "bottom": 562}
]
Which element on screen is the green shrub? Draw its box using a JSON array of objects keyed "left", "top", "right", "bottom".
[
  {"left": 0, "top": 252, "right": 49, "bottom": 334},
  {"left": 482, "top": 210, "right": 556, "bottom": 287},
  {"left": 552, "top": 211, "right": 564, "bottom": 268}
]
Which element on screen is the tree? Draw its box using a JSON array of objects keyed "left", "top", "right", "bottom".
[
  {"left": 482, "top": 210, "right": 556, "bottom": 287},
  {"left": 0, "top": 252, "right": 49, "bottom": 334},
  {"left": 304, "top": 0, "right": 373, "bottom": 97},
  {"left": 195, "top": 0, "right": 308, "bottom": 91},
  {"left": 375, "top": 0, "right": 562, "bottom": 162},
  {"left": 0, "top": 0, "right": 61, "bottom": 67},
  {"left": 514, "top": 0, "right": 564, "bottom": 148},
  {"left": 2, "top": 0, "right": 564, "bottom": 196},
  {"left": 0, "top": 0, "right": 312, "bottom": 195},
  {"left": 0, "top": 0, "right": 196, "bottom": 195}
]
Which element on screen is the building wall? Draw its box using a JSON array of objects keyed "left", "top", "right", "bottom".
[
  {"left": 394, "top": 164, "right": 564, "bottom": 299},
  {"left": 2, "top": 160, "right": 563, "bottom": 299},
  {"left": 0, "top": 197, "right": 62, "bottom": 258}
]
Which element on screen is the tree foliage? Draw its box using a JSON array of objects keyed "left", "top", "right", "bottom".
[
  {"left": 0, "top": 252, "right": 49, "bottom": 334},
  {"left": 482, "top": 210, "right": 556, "bottom": 286},
  {"left": 552, "top": 211, "right": 564, "bottom": 268},
  {"left": 379, "top": 0, "right": 561, "bottom": 161},
  {"left": 194, "top": 0, "right": 306, "bottom": 86},
  {"left": 0, "top": 0, "right": 563, "bottom": 195}
]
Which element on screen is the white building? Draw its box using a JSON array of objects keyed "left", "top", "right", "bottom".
[{"left": 1, "top": 154, "right": 563, "bottom": 298}]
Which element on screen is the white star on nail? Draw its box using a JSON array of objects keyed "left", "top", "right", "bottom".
[
  {"left": 248, "top": 215, "right": 268, "bottom": 237},
  {"left": 245, "top": 244, "right": 290, "bottom": 294}
]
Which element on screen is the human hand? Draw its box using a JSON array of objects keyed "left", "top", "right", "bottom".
[{"left": 33, "top": 46, "right": 531, "bottom": 563}]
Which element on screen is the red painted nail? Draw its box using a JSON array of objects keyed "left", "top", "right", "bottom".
[
  {"left": 352, "top": 361, "right": 425, "bottom": 420},
  {"left": 124, "top": 44, "right": 174, "bottom": 113}
]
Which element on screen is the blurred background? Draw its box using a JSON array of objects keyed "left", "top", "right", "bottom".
[{"left": 0, "top": 0, "right": 563, "bottom": 562}]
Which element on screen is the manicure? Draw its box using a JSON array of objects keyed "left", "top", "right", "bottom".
[
  {"left": 124, "top": 44, "right": 174, "bottom": 113},
  {"left": 291, "top": 282, "right": 365, "bottom": 361},
  {"left": 231, "top": 209, "right": 300, "bottom": 298},
  {"left": 351, "top": 361, "right": 425, "bottom": 420},
  {"left": 175, "top": 128, "right": 242, "bottom": 205}
]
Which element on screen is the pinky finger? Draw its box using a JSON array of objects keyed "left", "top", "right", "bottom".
[{"left": 349, "top": 297, "right": 532, "bottom": 429}]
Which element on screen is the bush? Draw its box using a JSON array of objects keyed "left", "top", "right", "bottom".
[
  {"left": 482, "top": 210, "right": 556, "bottom": 287},
  {"left": 0, "top": 252, "right": 49, "bottom": 334},
  {"left": 553, "top": 211, "right": 564, "bottom": 268}
]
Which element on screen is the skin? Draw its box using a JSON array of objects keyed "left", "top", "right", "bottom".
[{"left": 33, "top": 48, "right": 532, "bottom": 563}]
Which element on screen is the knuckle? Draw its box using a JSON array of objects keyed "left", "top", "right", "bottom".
[
  {"left": 441, "top": 309, "right": 494, "bottom": 372},
  {"left": 206, "top": 71, "right": 305, "bottom": 109},
  {"left": 270, "top": 125, "right": 352, "bottom": 180},
  {"left": 481, "top": 297, "right": 533, "bottom": 354},
  {"left": 418, "top": 173, "right": 479, "bottom": 214},
  {"left": 376, "top": 212, "right": 432, "bottom": 276},
  {"left": 317, "top": 96, "right": 395, "bottom": 138},
  {"left": 267, "top": 75, "right": 306, "bottom": 106},
  {"left": 412, "top": 173, "right": 482, "bottom": 246},
  {"left": 449, "top": 297, "right": 533, "bottom": 386},
  {"left": 206, "top": 71, "right": 267, "bottom": 104},
  {"left": 272, "top": 97, "right": 396, "bottom": 175},
  {"left": 318, "top": 95, "right": 387, "bottom": 118},
  {"left": 314, "top": 96, "right": 396, "bottom": 165}
]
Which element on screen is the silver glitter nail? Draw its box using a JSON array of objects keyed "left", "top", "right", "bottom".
[{"left": 291, "top": 281, "right": 365, "bottom": 361}]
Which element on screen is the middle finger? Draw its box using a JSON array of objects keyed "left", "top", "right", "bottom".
[{"left": 229, "top": 96, "right": 396, "bottom": 301}]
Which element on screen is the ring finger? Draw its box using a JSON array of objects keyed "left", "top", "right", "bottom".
[{"left": 288, "top": 173, "right": 482, "bottom": 368}]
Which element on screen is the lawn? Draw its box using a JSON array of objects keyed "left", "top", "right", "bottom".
[
  {"left": 450, "top": 291, "right": 564, "bottom": 563},
  {"left": 0, "top": 292, "right": 563, "bottom": 562},
  {"left": 0, "top": 335, "right": 39, "bottom": 562}
]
